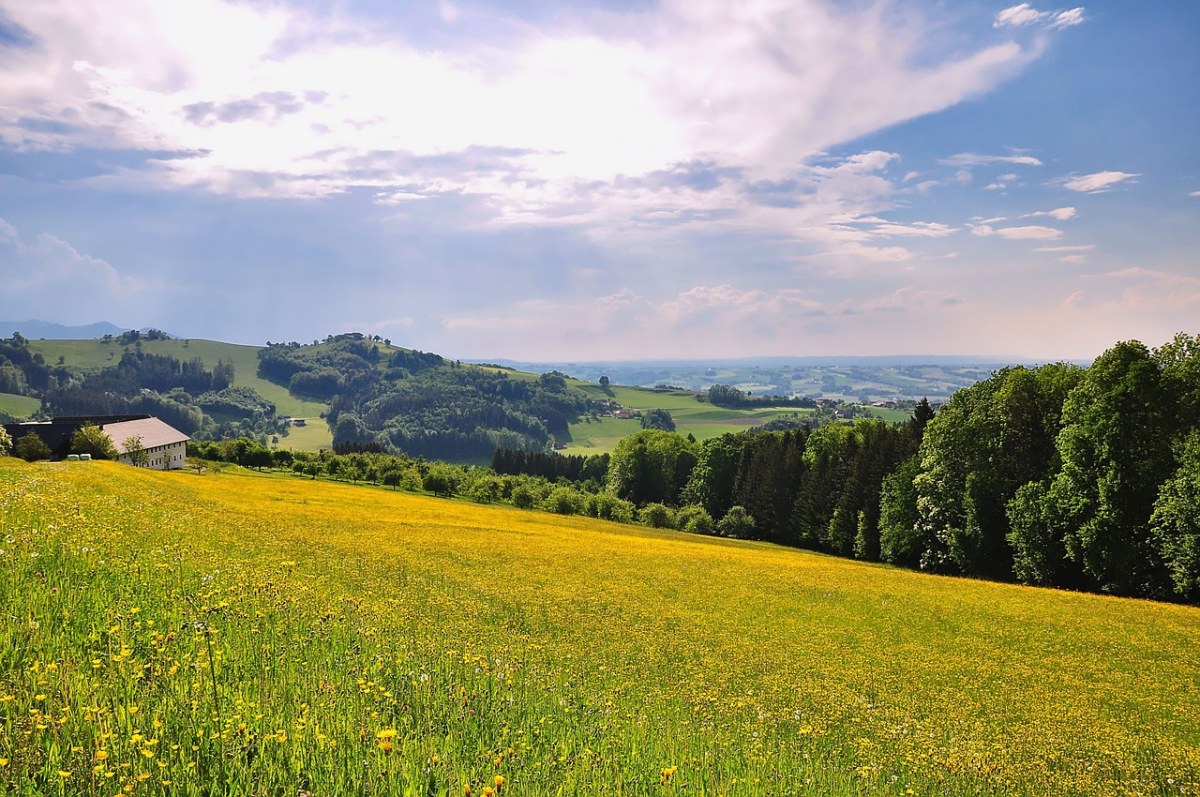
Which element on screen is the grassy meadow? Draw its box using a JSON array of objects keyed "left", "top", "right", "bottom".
[
  {"left": 0, "top": 392, "right": 40, "bottom": 420},
  {"left": 566, "top": 385, "right": 813, "bottom": 453},
  {"left": 2, "top": 458, "right": 1197, "bottom": 795}
]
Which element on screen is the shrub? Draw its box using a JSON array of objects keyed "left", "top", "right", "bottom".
[
  {"left": 586, "top": 493, "right": 635, "bottom": 524},
  {"left": 676, "top": 505, "right": 715, "bottom": 535},
  {"left": 511, "top": 484, "right": 537, "bottom": 509},
  {"left": 639, "top": 503, "right": 675, "bottom": 529},
  {"left": 15, "top": 432, "right": 51, "bottom": 462},
  {"left": 543, "top": 486, "right": 585, "bottom": 515},
  {"left": 716, "top": 505, "right": 756, "bottom": 539}
]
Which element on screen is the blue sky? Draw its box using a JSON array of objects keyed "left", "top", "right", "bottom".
[{"left": 0, "top": 0, "right": 1196, "bottom": 360}]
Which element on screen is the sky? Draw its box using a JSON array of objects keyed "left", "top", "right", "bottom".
[{"left": 0, "top": 0, "right": 1197, "bottom": 361}]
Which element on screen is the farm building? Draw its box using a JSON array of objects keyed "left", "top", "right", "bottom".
[
  {"left": 3, "top": 415, "right": 190, "bottom": 470},
  {"left": 102, "top": 417, "right": 190, "bottom": 470}
]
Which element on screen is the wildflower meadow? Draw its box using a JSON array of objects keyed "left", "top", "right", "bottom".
[{"left": 1, "top": 458, "right": 1197, "bottom": 795}]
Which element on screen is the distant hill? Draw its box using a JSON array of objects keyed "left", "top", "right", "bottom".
[
  {"left": 0, "top": 320, "right": 127, "bottom": 340},
  {"left": 472, "top": 356, "right": 1065, "bottom": 403}
]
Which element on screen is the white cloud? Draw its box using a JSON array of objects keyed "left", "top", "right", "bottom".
[
  {"left": 0, "top": 217, "right": 150, "bottom": 322},
  {"left": 1034, "top": 244, "right": 1094, "bottom": 252},
  {"left": 1190, "top": 190, "right": 1200, "bottom": 198},
  {"left": 995, "top": 4, "right": 1086, "bottom": 30},
  {"left": 1062, "top": 171, "right": 1138, "bottom": 193},
  {"left": 939, "top": 152, "right": 1043, "bottom": 167},
  {"left": 1022, "top": 206, "right": 1076, "bottom": 220},
  {"left": 0, "top": 0, "right": 1055, "bottom": 243},
  {"left": 1058, "top": 254, "right": 1087, "bottom": 264},
  {"left": 972, "top": 224, "right": 1063, "bottom": 240},
  {"left": 859, "top": 218, "right": 957, "bottom": 238},
  {"left": 999, "top": 225, "right": 1064, "bottom": 240}
]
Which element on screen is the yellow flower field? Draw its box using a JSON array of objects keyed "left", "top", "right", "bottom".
[{"left": 1, "top": 458, "right": 1197, "bottom": 795}]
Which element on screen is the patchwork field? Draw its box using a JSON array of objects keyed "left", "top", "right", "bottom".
[
  {"left": 565, "top": 385, "right": 813, "bottom": 452},
  {"left": 1, "top": 459, "right": 1198, "bottom": 795}
]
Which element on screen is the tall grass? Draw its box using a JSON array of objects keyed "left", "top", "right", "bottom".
[{"left": 1, "top": 458, "right": 1197, "bottom": 795}]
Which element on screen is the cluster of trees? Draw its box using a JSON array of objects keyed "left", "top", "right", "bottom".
[
  {"left": 68, "top": 349, "right": 235, "bottom": 396},
  {"left": 195, "top": 386, "right": 276, "bottom": 420},
  {"left": 881, "top": 335, "right": 1200, "bottom": 601},
  {"left": 101, "top": 329, "right": 171, "bottom": 345},
  {"left": 259, "top": 337, "right": 604, "bottom": 462},
  {"left": 34, "top": 346, "right": 284, "bottom": 444},
  {"left": 491, "top": 448, "right": 609, "bottom": 483},
  {"left": 706, "top": 384, "right": 815, "bottom": 410},
  {"left": 0, "top": 333, "right": 68, "bottom": 402}
]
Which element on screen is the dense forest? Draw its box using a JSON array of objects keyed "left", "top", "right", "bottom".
[{"left": 258, "top": 335, "right": 603, "bottom": 461}]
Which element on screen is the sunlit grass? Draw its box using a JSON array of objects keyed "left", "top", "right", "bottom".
[
  {"left": 0, "top": 392, "right": 39, "bottom": 419},
  {"left": 2, "top": 458, "right": 1198, "bottom": 795}
]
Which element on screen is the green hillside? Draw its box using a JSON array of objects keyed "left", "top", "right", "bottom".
[
  {"left": 0, "top": 391, "right": 39, "bottom": 419},
  {"left": 565, "top": 383, "right": 815, "bottom": 452}
]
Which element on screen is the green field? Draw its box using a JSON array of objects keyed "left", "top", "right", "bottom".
[
  {"left": 565, "top": 385, "right": 816, "bottom": 453},
  {"left": 29, "top": 338, "right": 333, "bottom": 449},
  {"left": 0, "top": 391, "right": 39, "bottom": 419},
  {"left": 1, "top": 458, "right": 1197, "bottom": 795}
]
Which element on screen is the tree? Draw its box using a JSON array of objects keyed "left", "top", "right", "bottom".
[
  {"left": 422, "top": 464, "right": 460, "bottom": 498},
  {"left": 586, "top": 493, "right": 635, "bottom": 523},
  {"left": 607, "top": 430, "right": 697, "bottom": 506},
  {"left": 1149, "top": 431, "right": 1200, "bottom": 600},
  {"left": 0, "top": 425, "right": 11, "bottom": 456},
  {"left": 123, "top": 435, "right": 149, "bottom": 467},
  {"left": 543, "top": 486, "right": 584, "bottom": 515},
  {"left": 72, "top": 424, "right": 118, "bottom": 460},
  {"left": 1051, "top": 341, "right": 1173, "bottom": 597},
  {"left": 641, "top": 408, "right": 676, "bottom": 432},
  {"left": 913, "top": 364, "right": 1082, "bottom": 579},
  {"left": 878, "top": 454, "right": 926, "bottom": 567},
  {"left": 15, "top": 432, "right": 51, "bottom": 462}
]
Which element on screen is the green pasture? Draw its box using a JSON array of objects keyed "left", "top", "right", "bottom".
[
  {"left": 29, "top": 338, "right": 329, "bottom": 420},
  {"left": 0, "top": 391, "right": 39, "bottom": 419},
  {"left": 272, "top": 420, "right": 332, "bottom": 453}
]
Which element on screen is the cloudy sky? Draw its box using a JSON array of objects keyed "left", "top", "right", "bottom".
[{"left": 0, "top": 1, "right": 1197, "bottom": 360}]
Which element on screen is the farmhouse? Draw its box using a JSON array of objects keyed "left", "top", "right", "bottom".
[
  {"left": 102, "top": 417, "right": 190, "bottom": 470},
  {"left": 3, "top": 415, "right": 190, "bottom": 470}
]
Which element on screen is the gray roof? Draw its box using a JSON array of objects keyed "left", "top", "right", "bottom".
[{"left": 102, "top": 417, "right": 190, "bottom": 452}]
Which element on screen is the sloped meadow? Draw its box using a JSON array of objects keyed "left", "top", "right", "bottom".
[{"left": 1, "top": 459, "right": 1197, "bottom": 795}]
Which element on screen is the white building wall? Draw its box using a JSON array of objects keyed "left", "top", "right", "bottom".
[{"left": 118, "top": 440, "right": 187, "bottom": 470}]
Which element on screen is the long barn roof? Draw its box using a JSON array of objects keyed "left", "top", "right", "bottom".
[{"left": 102, "top": 417, "right": 190, "bottom": 452}]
